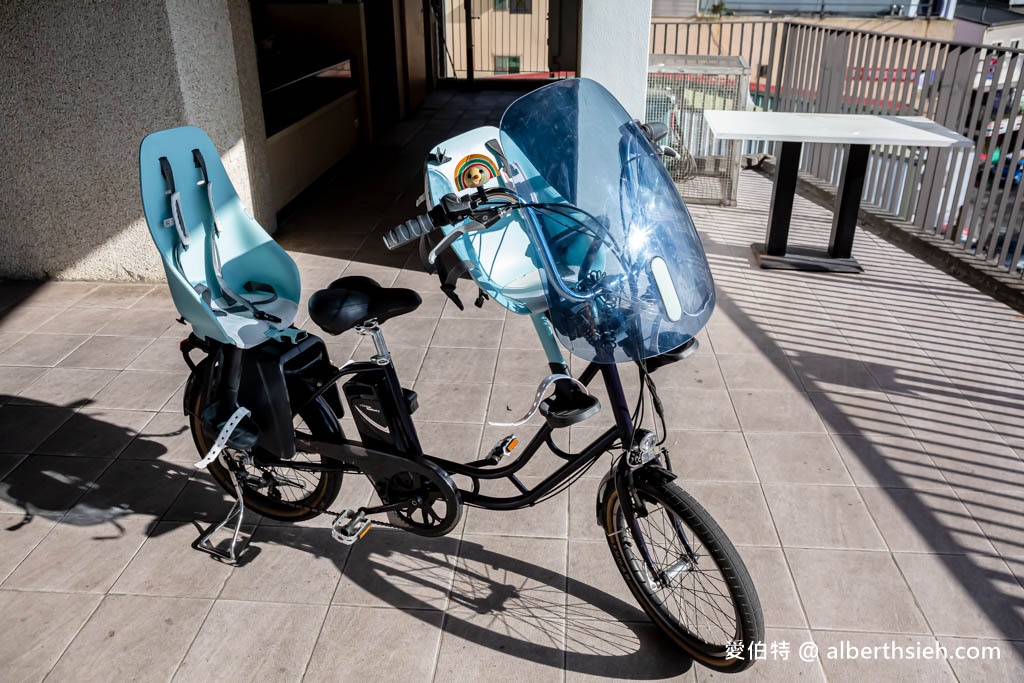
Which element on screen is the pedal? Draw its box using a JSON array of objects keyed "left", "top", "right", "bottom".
[
  {"left": 332, "top": 509, "right": 372, "bottom": 545},
  {"left": 481, "top": 435, "right": 519, "bottom": 466}
]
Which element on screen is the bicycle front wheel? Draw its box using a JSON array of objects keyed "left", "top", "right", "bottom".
[{"left": 601, "top": 474, "right": 764, "bottom": 673}]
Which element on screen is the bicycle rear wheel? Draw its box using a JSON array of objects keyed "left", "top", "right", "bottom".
[
  {"left": 188, "top": 360, "right": 344, "bottom": 521},
  {"left": 601, "top": 474, "right": 764, "bottom": 672}
]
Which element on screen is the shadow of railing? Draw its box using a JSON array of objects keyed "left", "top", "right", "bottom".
[{"left": 701, "top": 227, "right": 1024, "bottom": 642}]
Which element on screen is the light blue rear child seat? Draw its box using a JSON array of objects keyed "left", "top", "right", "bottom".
[{"left": 139, "top": 126, "right": 300, "bottom": 348}]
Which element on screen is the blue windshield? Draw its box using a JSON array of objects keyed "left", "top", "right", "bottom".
[{"left": 498, "top": 78, "right": 716, "bottom": 363}]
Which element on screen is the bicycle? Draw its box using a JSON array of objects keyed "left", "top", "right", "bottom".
[{"left": 141, "top": 78, "right": 764, "bottom": 673}]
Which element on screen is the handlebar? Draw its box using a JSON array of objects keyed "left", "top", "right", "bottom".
[
  {"left": 382, "top": 188, "right": 507, "bottom": 251},
  {"left": 382, "top": 214, "right": 435, "bottom": 250}
]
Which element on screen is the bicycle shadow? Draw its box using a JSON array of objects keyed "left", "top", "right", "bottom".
[
  {"left": 278, "top": 526, "right": 696, "bottom": 679},
  {"left": 0, "top": 395, "right": 221, "bottom": 540},
  {"left": 1, "top": 394, "right": 692, "bottom": 677}
]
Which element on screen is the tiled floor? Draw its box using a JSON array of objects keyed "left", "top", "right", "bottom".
[{"left": 1, "top": 89, "right": 1024, "bottom": 681}]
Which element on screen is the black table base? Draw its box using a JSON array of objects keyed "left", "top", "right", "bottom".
[
  {"left": 751, "top": 243, "right": 863, "bottom": 273},
  {"left": 753, "top": 141, "right": 870, "bottom": 273}
]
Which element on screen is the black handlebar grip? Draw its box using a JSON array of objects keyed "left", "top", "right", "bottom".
[{"left": 383, "top": 214, "right": 435, "bottom": 250}]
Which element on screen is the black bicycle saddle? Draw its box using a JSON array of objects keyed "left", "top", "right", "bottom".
[{"left": 308, "top": 276, "right": 421, "bottom": 335}]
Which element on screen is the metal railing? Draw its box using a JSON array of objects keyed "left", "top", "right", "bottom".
[
  {"left": 439, "top": 0, "right": 555, "bottom": 79},
  {"left": 652, "top": 20, "right": 1024, "bottom": 276},
  {"left": 696, "top": 0, "right": 944, "bottom": 18}
]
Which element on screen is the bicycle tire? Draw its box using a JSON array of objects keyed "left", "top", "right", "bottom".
[
  {"left": 187, "top": 360, "right": 344, "bottom": 521},
  {"left": 601, "top": 474, "right": 764, "bottom": 672}
]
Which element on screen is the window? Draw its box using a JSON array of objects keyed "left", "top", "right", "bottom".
[
  {"left": 496, "top": 0, "right": 532, "bottom": 13},
  {"left": 494, "top": 55, "right": 521, "bottom": 75}
]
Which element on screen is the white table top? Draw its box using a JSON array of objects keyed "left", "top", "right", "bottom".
[{"left": 703, "top": 111, "right": 972, "bottom": 148}]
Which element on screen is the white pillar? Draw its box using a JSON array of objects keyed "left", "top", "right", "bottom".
[{"left": 579, "top": 0, "right": 653, "bottom": 120}]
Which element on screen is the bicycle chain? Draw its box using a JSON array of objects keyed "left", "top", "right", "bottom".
[{"left": 234, "top": 458, "right": 408, "bottom": 530}]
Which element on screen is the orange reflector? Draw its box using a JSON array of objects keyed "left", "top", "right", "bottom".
[
  {"left": 508, "top": 438, "right": 518, "bottom": 451},
  {"left": 359, "top": 524, "right": 372, "bottom": 539}
]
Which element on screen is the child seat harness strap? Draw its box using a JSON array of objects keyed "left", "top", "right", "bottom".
[{"left": 158, "top": 151, "right": 282, "bottom": 324}]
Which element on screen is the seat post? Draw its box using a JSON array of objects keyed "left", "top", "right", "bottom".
[{"left": 356, "top": 319, "right": 392, "bottom": 366}]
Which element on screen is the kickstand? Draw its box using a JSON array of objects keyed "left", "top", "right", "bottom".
[{"left": 193, "top": 454, "right": 249, "bottom": 562}]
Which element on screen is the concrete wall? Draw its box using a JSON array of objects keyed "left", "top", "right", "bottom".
[
  {"left": 581, "top": 0, "right": 654, "bottom": 118},
  {"left": 0, "top": 0, "right": 270, "bottom": 281}
]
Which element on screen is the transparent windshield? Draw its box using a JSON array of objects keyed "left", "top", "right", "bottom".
[{"left": 498, "top": 78, "right": 716, "bottom": 363}]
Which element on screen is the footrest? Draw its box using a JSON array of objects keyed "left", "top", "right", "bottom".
[
  {"left": 540, "top": 385, "right": 601, "bottom": 429},
  {"left": 332, "top": 510, "right": 372, "bottom": 545}
]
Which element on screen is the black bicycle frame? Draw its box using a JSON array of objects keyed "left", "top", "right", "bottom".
[{"left": 265, "top": 343, "right": 639, "bottom": 512}]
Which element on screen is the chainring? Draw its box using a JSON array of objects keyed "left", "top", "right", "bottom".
[{"left": 375, "top": 459, "right": 462, "bottom": 537}]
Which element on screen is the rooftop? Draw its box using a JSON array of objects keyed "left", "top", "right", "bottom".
[
  {"left": 1, "top": 89, "right": 1023, "bottom": 680},
  {"left": 955, "top": 0, "right": 1024, "bottom": 26}
]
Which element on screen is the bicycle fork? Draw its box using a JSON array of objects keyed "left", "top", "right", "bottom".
[{"left": 612, "top": 461, "right": 699, "bottom": 589}]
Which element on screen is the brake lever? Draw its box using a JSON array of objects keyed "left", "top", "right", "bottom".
[{"left": 427, "top": 222, "right": 475, "bottom": 265}]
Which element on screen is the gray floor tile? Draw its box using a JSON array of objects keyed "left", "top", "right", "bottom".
[
  {"left": 464, "top": 475, "right": 568, "bottom": 539},
  {"left": 219, "top": 525, "right": 347, "bottom": 604},
  {"left": 698, "top": 627, "right": 826, "bottom": 681},
  {"left": 0, "top": 454, "right": 111, "bottom": 518},
  {"left": 942, "top": 637, "right": 1024, "bottom": 681},
  {"left": 681, "top": 482, "right": 778, "bottom": 547},
  {"left": 11, "top": 366, "right": 118, "bottom": 407},
  {"left": 74, "top": 283, "right": 154, "bottom": 309},
  {"left": 566, "top": 540, "right": 646, "bottom": 622},
  {"left": 659, "top": 388, "right": 742, "bottom": 431},
  {"left": 413, "top": 381, "right": 490, "bottom": 423},
  {"left": 0, "top": 590, "right": 102, "bottom": 682},
  {"left": 785, "top": 548, "right": 929, "bottom": 633},
  {"left": 957, "top": 487, "right": 1024, "bottom": 557},
  {"left": 431, "top": 317, "right": 504, "bottom": 348},
  {"left": 859, "top": 487, "right": 995, "bottom": 554},
  {"left": 762, "top": 484, "right": 885, "bottom": 550},
  {"left": 564, "top": 619, "right": 698, "bottom": 682},
  {"left": 731, "top": 390, "right": 825, "bottom": 433},
  {"left": 118, "top": 412, "right": 197, "bottom": 462},
  {"left": 305, "top": 606, "right": 444, "bottom": 682},
  {"left": 436, "top": 534, "right": 568, "bottom": 682},
  {"left": 417, "top": 345, "right": 498, "bottom": 383},
  {"left": 664, "top": 431, "right": 759, "bottom": 482},
  {"left": 0, "top": 305, "right": 61, "bottom": 334},
  {"left": 172, "top": 600, "right": 327, "bottom": 682},
  {"left": 127, "top": 338, "right": 187, "bottom": 371},
  {"left": 4, "top": 516, "right": 151, "bottom": 593},
  {"left": 740, "top": 546, "right": 807, "bottom": 629},
  {"left": 745, "top": 433, "right": 852, "bottom": 485},
  {"left": 112, "top": 521, "right": 239, "bottom": 598},
  {"left": 808, "top": 390, "right": 913, "bottom": 437},
  {"left": 717, "top": 353, "right": 800, "bottom": 391},
  {"left": 0, "top": 404, "right": 72, "bottom": 453},
  {"left": 34, "top": 407, "right": 153, "bottom": 458},
  {"left": 832, "top": 433, "right": 950, "bottom": 490},
  {"left": 90, "top": 370, "right": 186, "bottom": 411},
  {"left": 48, "top": 594, "right": 211, "bottom": 682},
  {"left": 0, "top": 333, "right": 87, "bottom": 367},
  {"left": 334, "top": 529, "right": 460, "bottom": 610},
  {"left": 0, "top": 364, "right": 47, "bottom": 401},
  {"left": 811, "top": 630, "right": 957, "bottom": 682},
  {"left": 894, "top": 552, "right": 1024, "bottom": 639},
  {"left": 0, "top": 511, "right": 56, "bottom": 582},
  {"left": 58, "top": 335, "right": 153, "bottom": 370}
]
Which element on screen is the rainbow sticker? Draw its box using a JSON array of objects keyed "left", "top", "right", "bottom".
[{"left": 454, "top": 154, "right": 500, "bottom": 190}]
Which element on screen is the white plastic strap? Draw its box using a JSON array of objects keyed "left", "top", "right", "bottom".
[
  {"left": 488, "top": 374, "right": 589, "bottom": 427},
  {"left": 194, "top": 406, "right": 251, "bottom": 469}
]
